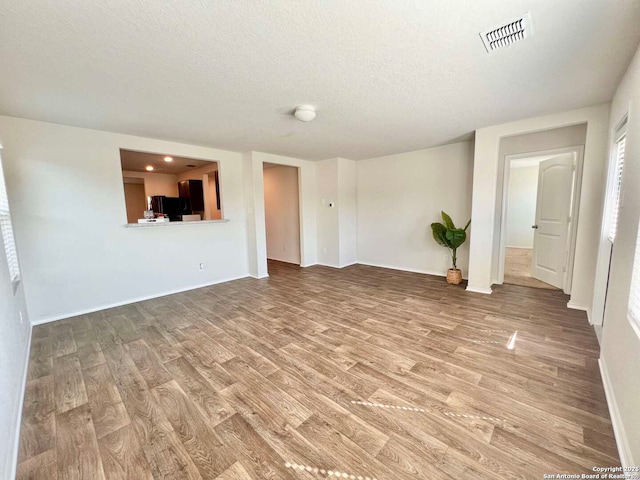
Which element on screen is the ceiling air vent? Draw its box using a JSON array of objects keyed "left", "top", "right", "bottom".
[{"left": 480, "top": 13, "right": 532, "bottom": 53}]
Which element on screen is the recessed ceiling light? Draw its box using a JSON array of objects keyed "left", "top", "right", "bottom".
[
  {"left": 145, "top": 165, "right": 154, "bottom": 171},
  {"left": 164, "top": 156, "right": 173, "bottom": 162}
]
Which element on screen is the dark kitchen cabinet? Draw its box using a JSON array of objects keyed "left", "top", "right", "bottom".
[
  {"left": 150, "top": 195, "right": 191, "bottom": 221},
  {"left": 178, "top": 179, "right": 204, "bottom": 212}
]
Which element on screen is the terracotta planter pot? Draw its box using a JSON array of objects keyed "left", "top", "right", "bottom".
[{"left": 446, "top": 268, "right": 462, "bottom": 285}]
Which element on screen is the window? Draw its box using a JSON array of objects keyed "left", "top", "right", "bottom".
[
  {"left": 608, "top": 129, "right": 626, "bottom": 242},
  {"left": 0, "top": 155, "right": 20, "bottom": 289},
  {"left": 630, "top": 220, "right": 640, "bottom": 337}
]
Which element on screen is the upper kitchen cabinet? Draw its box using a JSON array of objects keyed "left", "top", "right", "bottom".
[{"left": 178, "top": 179, "right": 205, "bottom": 213}]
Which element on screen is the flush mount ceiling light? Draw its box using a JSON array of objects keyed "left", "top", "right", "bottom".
[
  {"left": 294, "top": 105, "right": 316, "bottom": 122},
  {"left": 145, "top": 165, "right": 154, "bottom": 171},
  {"left": 163, "top": 156, "right": 173, "bottom": 162},
  {"left": 480, "top": 12, "right": 532, "bottom": 53}
]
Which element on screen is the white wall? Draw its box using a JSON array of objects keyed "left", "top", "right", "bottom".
[
  {"left": 506, "top": 164, "right": 539, "bottom": 249},
  {"left": 357, "top": 142, "right": 474, "bottom": 276},
  {"left": 468, "top": 104, "right": 610, "bottom": 303},
  {"left": 315, "top": 157, "right": 358, "bottom": 268},
  {"left": 599, "top": 43, "right": 640, "bottom": 467},
  {"left": 0, "top": 150, "right": 32, "bottom": 479},
  {"left": 122, "top": 170, "right": 179, "bottom": 197},
  {"left": 0, "top": 116, "right": 249, "bottom": 323},
  {"left": 338, "top": 158, "right": 357, "bottom": 267},
  {"left": 263, "top": 165, "right": 301, "bottom": 264},
  {"left": 242, "top": 152, "right": 266, "bottom": 278},
  {"left": 316, "top": 158, "right": 340, "bottom": 266}
]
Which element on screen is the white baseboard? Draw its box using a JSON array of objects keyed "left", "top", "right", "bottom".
[
  {"left": 31, "top": 274, "right": 251, "bottom": 325},
  {"left": 567, "top": 301, "right": 588, "bottom": 311},
  {"left": 266, "top": 256, "right": 300, "bottom": 265},
  {"left": 593, "top": 325, "right": 603, "bottom": 345},
  {"left": 315, "top": 262, "right": 342, "bottom": 268},
  {"left": 465, "top": 286, "right": 493, "bottom": 295},
  {"left": 567, "top": 301, "right": 592, "bottom": 323},
  {"left": 9, "top": 323, "right": 32, "bottom": 479},
  {"left": 304, "top": 261, "right": 456, "bottom": 277},
  {"left": 505, "top": 245, "right": 533, "bottom": 250},
  {"left": 356, "top": 261, "right": 464, "bottom": 279},
  {"left": 599, "top": 357, "right": 634, "bottom": 469},
  {"left": 316, "top": 262, "right": 358, "bottom": 269},
  {"left": 248, "top": 273, "right": 269, "bottom": 279},
  {"left": 339, "top": 261, "right": 358, "bottom": 268}
]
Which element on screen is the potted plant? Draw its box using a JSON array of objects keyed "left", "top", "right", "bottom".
[{"left": 430, "top": 211, "right": 471, "bottom": 285}]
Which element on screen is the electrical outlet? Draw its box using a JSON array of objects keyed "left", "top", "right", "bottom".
[
  {"left": 323, "top": 247, "right": 327, "bottom": 254},
  {"left": 283, "top": 245, "right": 286, "bottom": 252},
  {"left": 444, "top": 254, "right": 450, "bottom": 262},
  {"left": 199, "top": 263, "right": 205, "bottom": 271}
]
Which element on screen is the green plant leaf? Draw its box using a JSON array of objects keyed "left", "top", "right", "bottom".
[
  {"left": 430, "top": 213, "right": 470, "bottom": 258},
  {"left": 431, "top": 222, "right": 451, "bottom": 248},
  {"left": 441, "top": 211, "right": 455, "bottom": 230},
  {"left": 445, "top": 228, "right": 467, "bottom": 249}
]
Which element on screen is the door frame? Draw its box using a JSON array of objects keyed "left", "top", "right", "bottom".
[
  {"left": 262, "top": 162, "right": 304, "bottom": 267},
  {"left": 497, "top": 145, "right": 585, "bottom": 294}
]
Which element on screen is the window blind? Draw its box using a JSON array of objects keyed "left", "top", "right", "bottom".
[
  {"left": 608, "top": 136, "right": 625, "bottom": 243},
  {"left": 630, "top": 221, "right": 640, "bottom": 335},
  {"left": 0, "top": 157, "right": 20, "bottom": 286},
  {"left": 0, "top": 158, "right": 7, "bottom": 214}
]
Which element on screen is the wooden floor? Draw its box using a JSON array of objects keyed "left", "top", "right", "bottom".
[
  {"left": 17, "top": 261, "right": 619, "bottom": 479},
  {"left": 504, "top": 247, "right": 558, "bottom": 290}
]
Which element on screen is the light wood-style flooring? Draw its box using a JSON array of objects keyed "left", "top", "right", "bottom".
[
  {"left": 504, "top": 247, "right": 558, "bottom": 290},
  {"left": 17, "top": 261, "right": 618, "bottom": 479}
]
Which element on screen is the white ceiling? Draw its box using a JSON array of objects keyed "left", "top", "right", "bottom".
[
  {"left": 120, "top": 150, "right": 217, "bottom": 174},
  {"left": 1, "top": 1, "right": 639, "bottom": 160}
]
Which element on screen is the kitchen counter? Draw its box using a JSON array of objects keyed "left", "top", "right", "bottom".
[{"left": 124, "top": 219, "right": 229, "bottom": 228}]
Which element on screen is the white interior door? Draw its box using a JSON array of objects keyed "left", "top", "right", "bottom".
[{"left": 531, "top": 156, "right": 574, "bottom": 288}]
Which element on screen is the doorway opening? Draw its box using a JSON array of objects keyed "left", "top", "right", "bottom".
[
  {"left": 498, "top": 146, "right": 584, "bottom": 293},
  {"left": 263, "top": 163, "right": 302, "bottom": 271}
]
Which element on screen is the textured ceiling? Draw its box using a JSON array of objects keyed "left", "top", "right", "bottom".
[{"left": 1, "top": 1, "right": 639, "bottom": 160}]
